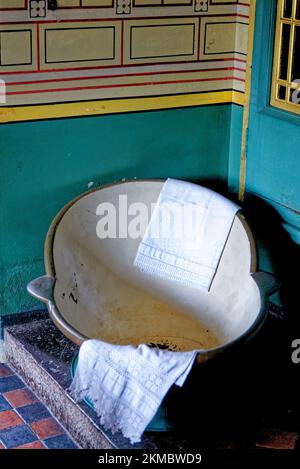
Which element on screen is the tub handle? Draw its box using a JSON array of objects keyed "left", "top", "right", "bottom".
[
  {"left": 27, "top": 275, "right": 55, "bottom": 304},
  {"left": 251, "top": 271, "right": 281, "bottom": 297}
]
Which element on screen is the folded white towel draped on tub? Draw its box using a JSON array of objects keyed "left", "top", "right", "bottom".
[
  {"left": 134, "top": 178, "right": 240, "bottom": 291},
  {"left": 70, "top": 340, "right": 197, "bottom": 444}
]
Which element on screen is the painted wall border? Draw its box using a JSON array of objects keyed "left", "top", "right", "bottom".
[
  {"left": 238, "top": 0, "right": 256, "bottom": 200},
  {"left": 0, "top": 90, "right": 244, "bottom": 123}
]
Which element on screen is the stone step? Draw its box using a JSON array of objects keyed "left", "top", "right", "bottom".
[{"left": 4, "top": 318, "right": 156, "bottom": 450}]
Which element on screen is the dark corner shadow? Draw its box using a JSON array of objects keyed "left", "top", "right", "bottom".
[
  {"left": 241, "top": 193, "right": 300, "bottom": 329},
  {"left": 160, "top": 183, "right": 300, "bottom": 448},
  {"left": 240, "top": 193, "right": 300, "bottom": 429},
  {"left": 186, "top": 177, "right": 229, "bottom": 197}
]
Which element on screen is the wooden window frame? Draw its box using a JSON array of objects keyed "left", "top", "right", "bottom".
[{"left": 271, "top": 0, "right": 300, "bottom": 114}]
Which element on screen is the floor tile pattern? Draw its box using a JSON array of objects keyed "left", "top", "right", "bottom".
[{"left": 0, "top": 364, "right": 77, "bottom": 449}]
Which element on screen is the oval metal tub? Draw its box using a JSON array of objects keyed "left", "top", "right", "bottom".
[{"left": 28, "top": 180, "right": 279, "bottom": 365}]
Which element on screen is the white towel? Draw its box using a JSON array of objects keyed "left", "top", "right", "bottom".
[
  {"left": 70, "top": 339, "right": 196, "bottom": 444},
  {"left": 134, "top": 178, "right": 240, "bottom": 290}
]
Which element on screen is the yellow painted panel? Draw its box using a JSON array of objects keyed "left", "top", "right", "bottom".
[
  {"left": 57, "top": 0, "right": 80, "bottom": 6},
  {"left": 232, "top": 90, "right": 245, "bottom": 105},
  {"left": 40, "top": 22, "right": 121, "bottom": 69},
  {"left": 82, "top": 0, "right": 113, "bottom": 5},
  {"left": 0, "top": 24, "right": 36, "bottom": 72},
  {"left": 235, "top": 23, "right": 248, "bottom": 55},
  {"left": 205, "top": 23, "right": 236, "bottom": 54},
  {"left": 131, "top": 25, "right": 194, "bottom": 58},
  {"left": 164, "top": 0, "right": 192, "bottom": 3},
  {"left": 205, "top": 22, "right": 247, "bottom": 56},
  {"left": 0, "top": 30, "right": 31, "bottom": 66},
  {"left": 199, "top": 17, "right": 248, "bottom": 60},
  {"left": 45, "top": 29, "right": 114, "bottom": 62},
  {"left": 124, "top": 18, "right": 198, "bottom": 64},
  {"left": 133, "top": 0, "right": 162, "bottom": 4},
  {"left": 0, "top": 91, "right": 242, "bottom": 123},
  {"left": 0, "top": 0, "right": 25, "bottom": 7}
]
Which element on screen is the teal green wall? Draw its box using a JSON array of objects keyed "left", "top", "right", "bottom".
[{"left": 0, "top": 104, "right": 235, "bottom": 316}]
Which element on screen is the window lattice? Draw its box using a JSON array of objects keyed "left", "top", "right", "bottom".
[{"left": 271, "top": 0, "right": 300, "bottom": 114}]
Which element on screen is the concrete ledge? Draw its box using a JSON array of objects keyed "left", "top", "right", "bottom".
[
  {"left": 4, "top": 319, "right": 157, "bottom": 449},
  {"left": 0, "top": 339, "right": 5, "bottom": 363}
]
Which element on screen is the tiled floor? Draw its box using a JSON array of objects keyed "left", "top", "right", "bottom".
[{"left": 0, "top": 363, "right": 78, "bottom": 449}]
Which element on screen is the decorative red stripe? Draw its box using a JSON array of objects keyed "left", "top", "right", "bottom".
[
  {"left": 6, "top": 67, "right": 246, "bottom": 86},
  {"left": 6, "top": 76, "right": 245, "bottom": 96},
  {"left": 0, "top": 14, "right": 249, "bottom": 25},
  {"left": 0, "top": 57, "right": 247, "bottom": 75}
]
